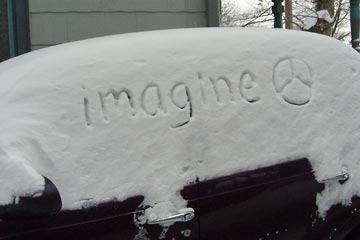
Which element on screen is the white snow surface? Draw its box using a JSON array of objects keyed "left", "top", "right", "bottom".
[
  {"left": 304, "top": 10, "right": 334, "bottom": 30},
  {"left": 0, "top": 28, "right": 360, "bottom": 218}
]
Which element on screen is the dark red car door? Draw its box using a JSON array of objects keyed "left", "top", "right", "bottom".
[
  {"left": 0, "top": 181, "right": 199, "bottom": 240},
  {"left": 197, "top": 158, "right": 323, "bottom": 240},
  {"left": 0, "top": 196, "right": 144, "bottom": 240}
]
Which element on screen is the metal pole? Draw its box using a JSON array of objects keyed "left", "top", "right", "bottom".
[
  {"left": 7, "top": 0, "right": 17, "bottom": 57},
  {"left": 272, "top": 0, "right": 284, "bottom": 28},
  {"left": 350, "top": 0, "right": 360, "bottom": 52}
]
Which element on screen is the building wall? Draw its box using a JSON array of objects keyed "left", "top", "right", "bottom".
[
  {"left": 28, "top": 0, "right": 218, "bottom": 51},
  {"left": 0, "top": 0, "right": 9, "bottom": 61}
]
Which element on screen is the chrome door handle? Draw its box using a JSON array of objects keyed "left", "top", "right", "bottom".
[
  {"left": 147, "top": 208, "right": 195, "bottom": 225},
  {"left": 319, "top": 172, "right": 350, "bottom": 183}
]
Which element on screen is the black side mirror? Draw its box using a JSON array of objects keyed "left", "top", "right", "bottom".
[{"left": 0, "top": 176, "right": 62, "bottom": 219}]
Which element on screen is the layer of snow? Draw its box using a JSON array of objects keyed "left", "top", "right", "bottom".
[
  {"left": 0, "top": 145, "right": 44, "bottom": 205},
  {"left": 0, "top": 28, "right": 360, "bottom": 220},
  {"left": 317, "top": 10, "right": 334, "bottom": 23},
  {"left": 304, "top": 10, "right": 334, "bottom": 30}
]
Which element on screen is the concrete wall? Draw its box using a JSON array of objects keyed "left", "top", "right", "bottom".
[{"left": 28, "top": 0, "right": 219, "bottom": 50}]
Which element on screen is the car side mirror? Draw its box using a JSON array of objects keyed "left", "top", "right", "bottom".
[{"left": 0, "top": 176, "right": 62, "bottom": 219}]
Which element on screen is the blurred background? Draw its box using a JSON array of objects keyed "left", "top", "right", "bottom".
[{"left": 0, "top": 0, "right": 358, "bottom": 62}]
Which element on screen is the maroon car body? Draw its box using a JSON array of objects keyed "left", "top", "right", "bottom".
[{"left": 1, "top": 158, "right": 360, "bottom": 240}]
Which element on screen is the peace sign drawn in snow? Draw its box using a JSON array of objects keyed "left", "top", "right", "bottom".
[{"left": 273, "top": 57, "right": 313, "bottom": 106}]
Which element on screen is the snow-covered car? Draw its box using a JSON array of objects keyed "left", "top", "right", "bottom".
[{"left": 1, "top": 28, "right": 360, "bottom": 240}]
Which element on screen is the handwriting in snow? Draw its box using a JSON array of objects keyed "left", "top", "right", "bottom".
[{"left": 83, "top": 58, "right": 313, "bottom": 128}]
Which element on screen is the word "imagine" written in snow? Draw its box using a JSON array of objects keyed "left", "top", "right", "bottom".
[
  {"left": 82, "top": 71, "right": 261, "bottom": 128},
  {"left": 82, "top": 58, "right": 313, "bottom": 128}
]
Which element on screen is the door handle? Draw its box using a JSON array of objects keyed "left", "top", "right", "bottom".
[
  {"left": 147, "top": 208, "right": 195, "bottom": 225},
  {"left": 319, "top": 172, "right": 350, "bottom": 184}
]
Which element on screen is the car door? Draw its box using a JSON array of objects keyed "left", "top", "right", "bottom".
[
  {"left": 0, "top": 197, "right": 146, "bottom": 240},
  {"left": 197, "top": 158, "right": 323, "bottom": 240},
  {"left": 0, "top": 180, "right": 199, "bottom": 240}
]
